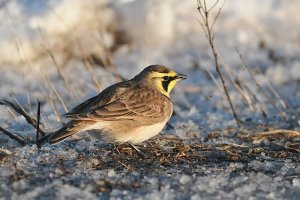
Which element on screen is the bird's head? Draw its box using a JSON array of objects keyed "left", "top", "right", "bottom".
[{"left": 134, "top": 65, "right": 187, "bottom": 97}]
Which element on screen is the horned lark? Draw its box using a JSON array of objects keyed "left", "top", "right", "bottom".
[{"left": 39, "top": 65, "right": 186, "bottom": 145}]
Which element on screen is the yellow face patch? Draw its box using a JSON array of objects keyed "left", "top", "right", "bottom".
[{"left": 150, "top": 71, "right": 178, "bottom": 97}]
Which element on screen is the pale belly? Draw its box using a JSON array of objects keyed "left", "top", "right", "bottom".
[
  {"left": 85, "top": 120, "right": 168, "bottom": 144},
  {"left": 115, "top": 121, "right": 167, "bottom": 144}
]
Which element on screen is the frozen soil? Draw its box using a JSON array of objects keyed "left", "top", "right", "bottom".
[{"left": 1, "top": 126, "right": 300, "bottom": 199}]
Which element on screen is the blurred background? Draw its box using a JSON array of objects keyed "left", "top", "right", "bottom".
[{"left": 0, "top": 0, "right": 299, "bottom": 135}]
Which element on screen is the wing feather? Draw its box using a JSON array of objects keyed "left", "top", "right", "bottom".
[
  {"left": 68, "top": 95, "right": 168, "bottom": 122},
  {"left": 65, "top": 81, "right": 131, "bottom": 117}
]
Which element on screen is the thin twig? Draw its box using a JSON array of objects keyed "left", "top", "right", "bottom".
[
  {"left": 205, "top": 69, "right": 223, "bottom": 92},
  {"left": 197, "top": 0, "right": 241, "bottom": 126},
  {"left": 0, "top": 100, "right": 46, "bottom": 136},
  {"left": 0, "top": 126, "right": 27, "bottom": 146},
  {"left": 208, "top": 0, "right": 220, "bottom": 12},
  {"left": 210, "top": 1, "right": 226, "bottom": 33},
  {"left": 36, "top": 101, "right": 41, "bottom": 145}
]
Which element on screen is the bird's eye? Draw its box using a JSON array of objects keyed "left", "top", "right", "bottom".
[{"left": 163, "top": 76, "right": 169, "bottom": 81}]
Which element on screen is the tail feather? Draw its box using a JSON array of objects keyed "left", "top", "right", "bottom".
[{"left": 38, "top": 121, "right": 91, "bottom": 144}]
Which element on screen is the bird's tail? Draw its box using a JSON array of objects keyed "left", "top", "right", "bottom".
[{"left": 38, "top": 121, "right": 91, "bottom": 144}]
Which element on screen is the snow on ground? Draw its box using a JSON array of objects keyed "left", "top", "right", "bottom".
[{"left": 0, "top": 0, "right": 300, "bottom": 199}]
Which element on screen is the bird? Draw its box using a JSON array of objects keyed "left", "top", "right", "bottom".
[{"left": 38, "top": 65, "right": 186, "bottom": 146}]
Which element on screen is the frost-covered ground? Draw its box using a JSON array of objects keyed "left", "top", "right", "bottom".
[{"left": 0, "top": 0, "right": 300, "bottom": 199}]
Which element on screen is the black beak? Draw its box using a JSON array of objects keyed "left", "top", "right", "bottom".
[{"left": 175, "top": 73, "right": 187, "bottom": 81}]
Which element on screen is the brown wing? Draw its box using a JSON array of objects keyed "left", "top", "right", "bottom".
[
  {"left": 65, "top": 81, "right": 132, "bottom": 117},
  {"left": 67, "top": 86, "right": 172, "bottom": 124}
]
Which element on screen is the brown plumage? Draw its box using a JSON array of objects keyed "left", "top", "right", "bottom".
[{"left": 38, "top": 65, "right": 186, "bottom": 145}]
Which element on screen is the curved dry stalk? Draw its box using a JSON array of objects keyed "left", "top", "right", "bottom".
[{"left": 251, "top": 129, "right": 300, "bottom": 144}]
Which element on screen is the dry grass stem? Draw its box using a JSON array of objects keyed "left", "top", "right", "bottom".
[
  {"left": 47, "top": 95, "right": 62, "bottom": 123},
  {"left": 7, "top": 108, "right": 17, "bottom": 119},
  {"left": 83, "top": 59, "right": 102, "bottom": 92},
  {"left": 97, "top": 31, "right": 122, "bottom": 82},
  {"left": 0, "top": 126, "right": 27, "bottom": 146},
  {"left": 220, "top": 56, "right": 268, "bottom": 117},
  {"left": 251, "top": 129, "right": 300, "bottom": 144},
  {"left": 236, "top": 48, "right": 287, "bottom": 122},
  {"left": 221, "top": 61, "right": 254, "bottom": 110},
  {"left": 197, "top": 0, "right": 241, "bottom": 126},
  {"left": 36, "top": 101, "right": 41, "bottom": 145},
  {"left": 265, "top": 81, "right": 287, "bottom": 110},
  {"left": 38, "top": 28, "right": 73, "bottom": 96},
  {"left": 43, "top": 72, "right": 68, "bottom": 113},
  {"left": 0, "top": 99, "right": 46, "bottom": 136},
  {"left": 10, "top": 93, "right": 30, "bottom": 117},
  {"left": 40, "top": 115, "right": 49, "bottom": 131},
  {"left": 205, "top": 68, "right": 223, "bottom": 92},
  {"left": 256, "top": 67, "right": 287, "bottom": 110},
  {"left": 243, "top": 85, "right": 268, "bottom": 118},
  {"left": 21, "top": 67, "right": 32, "bottom": 110}
]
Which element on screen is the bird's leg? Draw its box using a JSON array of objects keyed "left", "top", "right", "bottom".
[
  {"left": 128, "top": 142, "right": 146, "bottom": 157},
  {"left": 148, "top": 140, "right": 154, "bottom": 147},
  {"left": 148, "top": 140, "right": 159, "bottom": 155}
]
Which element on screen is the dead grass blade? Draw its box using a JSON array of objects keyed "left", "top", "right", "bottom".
[
  {"left": 251, "top": 129, "right": 300, "bottom": 144},
  {"left": 285, "top": 143, "right": 300, "bottom": 153}
]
